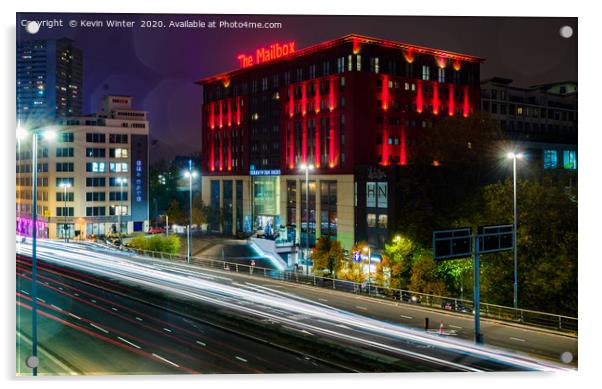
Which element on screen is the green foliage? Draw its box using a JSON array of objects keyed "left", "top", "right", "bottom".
[
  {"left": 128, "top": 234, "right": 181, "bottom": 255},
  {"left": 409, "top": 250, "right": 448, "bottom": 296},
  {"left": 165, "top": 199, "right": 185, "bottom": 225},
  {"left": 382, "top": 235, "right": 416, "bottom": 289},
  {"left": 311, "top": 237, "right": 345, "bottom": 277}
]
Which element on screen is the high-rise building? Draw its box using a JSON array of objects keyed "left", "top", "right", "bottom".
[
  {"left": 17, "top": 37, "right": 83, "bottom": 124},
  {"left": 16, "top": 95, "right": 150, "bottom": 239},
  {"left": 480, "top": 77, "right": 577, "bottom": 171},
  {"left": 196, "top": 34, "right": 483, "bottom": 251}
]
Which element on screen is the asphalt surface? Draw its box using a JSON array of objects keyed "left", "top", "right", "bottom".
[
  {"left": 16, "top": 259, "right": 344, "bottom": 375},
  {"left": 15, "top": 239, "right": 575, "bottom": 374}
]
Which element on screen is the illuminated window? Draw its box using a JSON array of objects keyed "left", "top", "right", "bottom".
[
  {"left": 347, "top": 55, "right": 353, "bottom": 71},
  {"left": 422, "top": 65, "right": 430, "bottom": 81},
  {"left": 370, "top": 57, "right": 378, "bottom": 73},
  {"left": 110, "top": 148, "right": 128, "bottom": 158},
  {"left": 109, "top": 162, "right": 128, "bottom": 172},
  {"left": 377, "top": 214, "right": 388, "bottom": 228},
  {"left": 563, "top": 150, "right": 577, "bottom": 170},
  {"left": 356, "top": 55, "right": 362, "bottom": 71},
  {"left": 517, "top": 106, "right": 523, "bottom": 116},
  {"left": 86, "top": 162, "right": 106, "bottom": 173},
  {"left": 438, "top": 68, "right": 445, "bottom": 83},
  {"left": 543, "top": 150, "right": 557, "bottom": 169},
  {"left": 367, "top": 213, "right": 376, "bottom": 227}
]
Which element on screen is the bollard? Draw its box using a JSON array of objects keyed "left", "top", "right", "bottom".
[{"left": 425, "top": 317, "right": 429, "bottom": 331}]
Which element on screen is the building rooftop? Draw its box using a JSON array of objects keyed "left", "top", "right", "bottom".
[{"left": 196, "top": 33, "right": 485, "bottom": 85}]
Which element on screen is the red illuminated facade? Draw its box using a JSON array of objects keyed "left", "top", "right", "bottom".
[
  {"left": 196, "top": 34, "right": 483, "bottom": 249},
  {"left": 198, "top": 34, "right": 482, "bottom": 177}
]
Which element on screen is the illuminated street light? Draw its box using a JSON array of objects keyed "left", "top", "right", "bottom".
[
  {"left": 363, "top": 245, "right": 372, "bottom": 295},
  {"left": 16, "top": 124, "right": 58, "bottom": 376},
  {"left": 299, "top": 163, "right": 314, "bottom": 275},
  {"left": 506, "top": 151, "right": 524, "bottom": 311},
  {"left": 182, "top": 160, "right": 198, "bottom": 264},
  {"left": 115, "top": 177, "right": 127, "bottom": 247}
]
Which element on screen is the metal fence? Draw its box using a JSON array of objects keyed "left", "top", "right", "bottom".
[{"left": 127, "top": 247, "right": 577, "bottom": 334}]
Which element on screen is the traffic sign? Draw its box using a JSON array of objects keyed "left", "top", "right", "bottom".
[
  {"left": 477, "top": 224, "right": 513, "bottom": 254},
  {"left": 353, "top": 251, "right": 361, "bottom": 263},
  {"left": 432, "top": 228, "right": 472, "bottom": 261}
]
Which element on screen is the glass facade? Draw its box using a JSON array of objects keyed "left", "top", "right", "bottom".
[
  {"left": 223, "top": 180, "right": 233, "bottom": 234},
  {"left": 320, "top": 181, "right": 337, "bottom": 239},
  {"left": 563, "top": 150, "right": 577, "bottom": 170},
  {"left": 543, "top": 149, "right": 558, "bottom": 169},
  {"left": 300, "top": 180, "right": 316, "bottom": 247},
  {"left": 236, "top": 180, "right": 243, "bottom": 232},
  {"left": 286, "top": 180, "right": 297, "bottom": 226}
]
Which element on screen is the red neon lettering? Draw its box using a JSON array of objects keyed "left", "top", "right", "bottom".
[{"left": 238, "top": 42, "right": 296, "bottom": 68}]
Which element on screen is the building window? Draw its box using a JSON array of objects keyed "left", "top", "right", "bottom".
[
  {"left": 377, "top": 214, "right": 388, "bottom": 229},
  {"left": 422, "top": 65, "right": 430, "bottom": 81},
  {"left": 60, "top": 132, "right": 74, "bottom": 143},
  {"left": 109, "top": 148, "right": 128, "bottom": 158},
  {"left": 56, "top": 207, "right": 74, "bottom": 217},
  {"left": 320, "top": 181, "right": 337, "bottom": 239},
  {"left": 109, "top": 205, "right": 128, "bottom": 216},
  {"left": 356, "top": 54, "right": 362, "bottom": 71},
  {"left": 286, "top": 180, "right": 297, "bottom": 226},
  {"left": 86, "top": 133, "right": 106, "bottom": 143},
  {"left": 517, "top": 106, "right": 523, "bottom": 116},
  {"left": 367, "top": 213, "right": 376, "bottom": 228},
  {"left": 109, "top": 191, "right": 128, "bottom": 201},
  {"left": 56, "top": 147, "right": 74, "bottom": 157},
  {"left": 87, "top": 177, "right": 106, "bottom": 187},
  {"left": 86, "top": 192, "right": 106, "bottom": 201},
  {"left": 109, "top": 162, "right": 128, "bottom": 172},
  {"left": 109, "top": 177, "right": 127, "bottom": 187},
  {"left": 86, "top": 206, "right": 106, "bottom": 216},
  {"left": 55, "top": 162, "right": 74, "bottom": 172},
  {"left": 86, "top": 148, "right": 105, "bottom": 158},
  {"left": 56, "top": 192, "right": 74, "bottom": 202},
  {"left": 337, "top": 57, "right": 345, "bottom": 73},
  {"left": 543, "top": 150, "right": 558, "bottom": 169},
  {"left": 563, "top": 150, "right": 577, "bottom": 170},
  {"left": 109, "top": 134, "right": 128, "bottom": 144},
  {"left": 86, "top": 161, "right": 106, "bottom": 173},
  {"left": 438, "top": 68, "right": 445, "bottom": 83},
  {"left": 56, "top": 177, "right": 74, "bottom": 187}
]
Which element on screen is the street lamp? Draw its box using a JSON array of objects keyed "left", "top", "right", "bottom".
[
  {"left": 299, "top": 163, "right": 314, "bottom": 275},
  {"left": 506, "top": 151, "right": 523, "bottom": 311},
  {"left": 363, "top": 245, "right": 372, "bottom": 294},
  {"left": 183, "top": 161, "right": 198, "bottom": 264},
  {"left": 16, "top": 125, "right": 56, "bottom": 376},
  {"left": 59, "top": 182, "right": 71, "bottom": 243},
  {"left": 115, "top": 177, "right": 127, "bottom": 246}
]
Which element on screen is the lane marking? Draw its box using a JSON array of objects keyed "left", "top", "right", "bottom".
[
  {"left": 510, "top": 337, "right": 526, "bottom": 342},
  {"left": 90, "top": 323, "right": 109, "bottom": 333},
  {"left": 135, "top": 317, "right": 143, "bottom": 321},
  {"left": 235, "top": 356, "right": 248, "bottom": 363},
  {"left": 68, "top": 313, "right": 82, "bottom": 320},
  {"left": 400, "top": 315, "right": 413, "bottom": 320},
  {"left": 20, "top": 290, "right": 30, "bottom": 295},
  {"left": 118, "top": 336, "right": 141, "bottom": 349},
  {"left": 152, "top": 353, "right": 179, "bottom": 368},
  {"left": 449, "top": 325, "right": 463, "bottom": 329},
  {"left": 195, "top": 340, "right": 206, "bottom": 346},
  {"left": 51, "top": 304, "right": 62, "bottom": 311},
  {"left": 163, "top": 328, "right": 172, "bottom": 332},
  {"left": 356, "top": 306, "right": 367, "bottom": 310},
  {"left": 318, "top": 298, "right": 328, "bottom": 302}
]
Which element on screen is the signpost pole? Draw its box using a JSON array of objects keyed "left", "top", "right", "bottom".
[{"left": 473, "top": 235, "right": 482, "bottom": 344}]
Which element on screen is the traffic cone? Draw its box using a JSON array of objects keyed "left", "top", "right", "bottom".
[{"left": 438, "top": 320, "right": 444, "bottom": 335}]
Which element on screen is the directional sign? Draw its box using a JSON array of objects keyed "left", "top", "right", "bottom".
[
  {"left": 432, "top": 228, "right": 472, "bottom": 261},
  {"left": 477, "top": 224, "right": 514, "bottom": 254},
  {"left": 353, "top": 251, "right": 361, "bottom": 263}
]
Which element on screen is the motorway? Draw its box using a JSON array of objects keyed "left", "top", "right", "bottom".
[{"left": 15, "top": 239, "right": 575, "bottom": 374}]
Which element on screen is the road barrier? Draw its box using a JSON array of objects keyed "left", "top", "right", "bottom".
[{"left": 127, "top": 247, "right": 578, "bottom": 334}]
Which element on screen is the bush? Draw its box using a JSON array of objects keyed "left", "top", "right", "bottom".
[{"left": 128, "top": 234, "right": 181, "bottom": 255}]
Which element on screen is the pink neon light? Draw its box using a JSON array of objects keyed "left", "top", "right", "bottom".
[
  {"left": 302, "top": 119, "right": 307, "bottom": 163},
  {"left": 209, "top": 102, "right": 215, "bottom": 129},
  {"left": 315, "top": 80, "right": 320, "bottom": 113},
  {"left": 218, "top": 100, "right": 223, "bottom": 128},
  {"left": 218, "top": 135, "right": 223, "bottom": 171},
  {"left": 433, "top": 82, "right": 439, "bottom": 115},
  {"left": 210, "top": 135, "right": 215, "bottom": 171},
  {"left": 302, "top": 83, "right": 307, "bottom": 116},
  {"left": 236, "top": 96, "right": 241, "bottom": 125},
  {"left": 315, "top": 119, "right": 321, "bottom": 167},
  {"left": 382, "top": 128, "right": 389, "bottom": 165},
  {"left": 448, "top": 84, "right": 455, "bottom": 116},
  {"left": 416, "top": 80, "right": 423, "bottom": 113},
  {"left": 227, "top": 132, "right": 232, "bottom": 171},
  {"left": 289, "top": 125, "right": 295, "bottom": 169},
  {"left": 382, "top": 75, "right": 389, "bottom": 110},
  {"left": 329, "top": 78, "right": 335, "bottom": 111},
  {"left": 400, "top": 128, "right": 407, "bottom": 165},
  {"left": 289, "top": 85, "right": 294, "bottom": 117},
  {"left": 329, "top": 124, "right": 335, "bottom": 168},
  {"left": 463, "top": 86, "right": 470, "bottom": 117},
  {"left": 227, "top": 99, "right": 232, "bottom": 127}
]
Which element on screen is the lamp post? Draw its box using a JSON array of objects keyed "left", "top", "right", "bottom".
[
  {"left": 299, "top": 163, "right": 314, "bottom": 275},
  {"left": 363, "top": 245, "right": 372, "bottom": 294},
  {"left": 59, "top": 182, "right": 71, "bottom": 243},
  {"left": 17, "top": 125, "right": 56, "bottom": 376},
  {"left": 183, "top": 161, "right": 198, "bottom": 264},
  {"left": 506, "top": 152, "right": 523, "bottom": 311},
  {"left": 115, "top": 177, "right": 127, "bottom": 246}
]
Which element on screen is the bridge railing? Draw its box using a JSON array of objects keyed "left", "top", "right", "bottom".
[{"left": 127, "top": 247, "right": 578, "bottom": 334}]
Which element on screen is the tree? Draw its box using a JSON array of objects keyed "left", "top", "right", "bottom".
[
  {"left": 454, "top": 177, "right": 577, "bottom": 315},
  {"left": 191, "top": 193, "right": 208, "bottom": 226},
  {"left": 409, "top": 250, "right": 448, "bottom": 296},
  {"left": 311, "top": 237, "right": 345, "bottom": 277},
  {"left": 165, "top": 199, "right": 185, "bottom": 225},
  {"left": 382, "top": 235, "right": 416, "bottom": 289}
]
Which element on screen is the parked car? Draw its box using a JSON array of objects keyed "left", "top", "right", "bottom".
[{"left": 148, "top": 227, "right": 166, "bottom": 234}]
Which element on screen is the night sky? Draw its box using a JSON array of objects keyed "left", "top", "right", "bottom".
[{"left": 17, "top": 13, "right": 577, "bottom": 163}]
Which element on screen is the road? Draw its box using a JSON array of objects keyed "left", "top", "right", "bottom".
[{"left": 16, "top": 239, "right": 574, "bottom": 374}]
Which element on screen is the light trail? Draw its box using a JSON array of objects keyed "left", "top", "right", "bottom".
[{"left": 16, "top": 239, "right": 571, "bottom": 372}]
